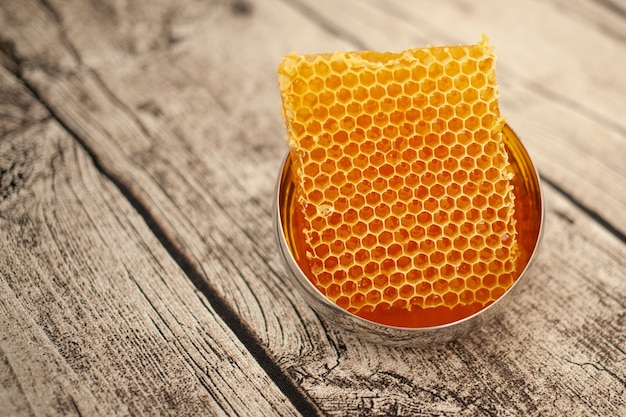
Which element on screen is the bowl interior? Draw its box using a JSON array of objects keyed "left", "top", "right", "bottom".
[{"left": 276, "top": 124, "right": 543, "bottom": 334}]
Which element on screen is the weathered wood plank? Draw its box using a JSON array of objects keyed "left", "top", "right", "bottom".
[
  {"left": 2, "top": 0, "right": 625, "bottom": 416},
  {"left": 0, "top": 70, "right": 304, "bottom": 416}
]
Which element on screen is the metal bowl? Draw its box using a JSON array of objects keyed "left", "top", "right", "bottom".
[{"left": 274, "top": 124, "right": 543, "bottom": 346}]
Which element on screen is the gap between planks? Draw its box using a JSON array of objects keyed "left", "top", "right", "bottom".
[{"left": 2, "top": 58, "right": 325, "bottom": 417}]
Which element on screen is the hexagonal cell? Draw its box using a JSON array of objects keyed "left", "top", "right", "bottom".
[
  {"left": 461, "top": 59, "right": 477, "bottom": 74},
  {"left": 306, "top": 120, "right": 322, "bottom": 136},
  {"left": 381, "top": 190, "right": 397, "bottom": 205},
  {"left": 350, "top": 292, "right": 366, "bottom": 308},
  {"left": 463, "top": 88, "right": 479, "bottom": 104},
  {"left": 292, "top": 77, "right": 308, "bottom": 94},
  {"left": 334, "top": 271, "right": 357, "bottom": 296},
  {"left": 399, "top": 284, "right": 414, "bottom": 299},
  {"left": 356, "top": 114, "right": 373, "bottom": 129},
  {"left": 387, "top": 83, "right": 403, "bottom": 97},
  {"left": 404, "top": 80, "right": 420, "bottom": 95},
  {"left": 407, "top": 185, "right": 430, "bottom": 201},
  {"left": 371, "top": 245, "right": 386, "bottom": 261},
  {"left": 323, "top": 186, "right": 339, "bottom": 201},
  {"left": 342, "top": 72, "right": 359, "bottom": 88},
  {"left": 362, "top": 98, "right": 379, "bottom": 114},
  {"left": 498, "top": 273, "right": 513, "bottom": 288},
  {"left": 366, "top": 289, "right": 382, "bottom": 305},
  {"left": 427, "top": 225, "right": 443, "bottom": 239},
  {"left": 361, "top": 233, "right": 377, "bottom": 248},
  {"left": 458, "top": 289, "right": 474, "bottom": 304},
  {"left": 446, "top": 249, "right": 463, "bottom": 264},
  {"left": 359, "top": 206, "right": 375, "bottom": 221},
  {"left": 383, "top": 285, "right": 398, "bottom": 301},
  {"left": 469, "top": 234, "right": 484, "bottom": 250},
  {"left": 367, "top": 126, "right": 382, "bottom": 142},
  {"left": 346, "top": 102, "right": 363, "bottom": 117},
  {"left": 313, "top": 173, "right": 331, "bottom": 190},
  {"left": 423, "top": 267, "right": 439, "bottom": 283},
  {"left": 308, "top": 189, "right": 324, "bottom": 204},
  {"left": 371, "top": 177, "right": 387, "bottom": 193},
  {"left": 378, "top": 231, "right": 393, "bottom": 247},
  {"left": 323, "top": 256, "right": 339, "bottom": 272},
  {"left": 370, "top": 85, "right": 386, "bottom": 100},
  {"left": 438, "top": 105, "right": 454, "bottom": 122},
  {"left": 376, "top": 69, "right": 393, "bottom": 84},
  {"left": 339, "top": 116, "right": 358, "bottom": 133},
  {"left": 430, "top": 117, "right": 446, "bottom": 136},
  {"left": 430, "top": 184, "right": 446, "bottom": 199},
  {"left": 400, "top": 169, "right": 418, "bottom": 187},
  {"left": 394, "top": 68, "right": 411, "bottom": 83},
  {"left": 320, "top": 159, "right": 337, "bottom": 175},
  {"left": 466, "top": 208, "right": 481, "bottom": 223},
  {"left": 427, "top": 157, "right": 444, "bottom": 173},
  {"left": 421, "top": 79, "right": 437, "bottom": 95},
  {"left": 470, "top": 73, "right": 486, "bottom": 88},
  {"left": 423, "top": 106, "right": 438, "bottom": 121},
  {"left": 329, "top": 170, "right": 347, "bottom": 187},
  {"left": 334, "top": 197, "right": 349, "bottom": 213},
  {"left": 349, "top": 194, "right": 366, "bottom": 210},
  {"left": 342, "top": 208, "right": 359, "bottom": 225},
  {"left": 406, "top": 199, "right": 423, "bottom": 214},
  {"left": 387, "top": 175, "right": 404, "bottom": 191},
  {"left": 430, "top": 91, "right": 445, "bottom": 107},
  {"left": 335, "top": 87, "right": 352, "bottom": 103},
  {"left": 317, "top": 271, "right": 333, "bottom": 288},
  {"left": 410, "top": 225, "right": 426, "bottom": 240},
  {"left": 373, "top": 273, "right": 389, "bottom": 289},
  {"left": 437, "top": 77, "right": 454, "bottom": 93},
  {"left": 488, "top": 258, "right": 503, "bottom": 274},
  {"left": 344, "top": 236, "right": 360, "bottom": 252},
  {"left": 473, "top": 154, "right": 491, "bottom": 170},
  {"left": 420, "top": 240, "right": 437, "bottom": 257},
  {"left": 481, "top": 207, "right": 497, "bottom": 222},
  {"left": 394, "top": 228, "right": 410, "bottom": 244},
  {"left": 480, "top": 248, "right": 494, "bottom": 263},
  {"left": 411, "top": 281, "right": 431, "bottom": 299},
  {"left": 443, "top": 291, "right": 459, "bottom": 307},
  {"left": 440, "top": 196, "right": 455, "bottom": 211},
  {"left": 437, "top": 171, "right": 453, "bottom": 186},
  {"left": 369, "top": 219, "right": 384, "bottom": 234},
  {"left": 446, "top": 183, "right": 463, "bottom": 199},
  {"left": 386, "top": 242, "right": 402, "bottom": 258},
  {"left": 446, "top": 89, "right": 463, "bottom": 106},
  {"left": 323, "top": 119, "right": 339, "bottom": 134}
]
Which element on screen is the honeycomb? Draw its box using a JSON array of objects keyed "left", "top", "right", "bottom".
[{"left": 278, "top": 36, "right": 518, "bottom": 327}]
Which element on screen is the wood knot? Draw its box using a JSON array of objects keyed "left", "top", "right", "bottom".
[{"left": 231, "top": 0, "right": 253, "bottom": 16}]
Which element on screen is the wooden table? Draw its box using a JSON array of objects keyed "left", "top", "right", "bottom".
[{"left": 2, "top": 1, "right": 625, "bottom": 416}]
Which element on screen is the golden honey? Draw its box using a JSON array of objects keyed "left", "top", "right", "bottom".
[{"left": 278, "top": 37, "right": 536, "bottom": 328}]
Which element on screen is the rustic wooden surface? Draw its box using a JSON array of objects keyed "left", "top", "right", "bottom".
[{"left": 1, "top": 0, "right": 625, "bottom": 416}]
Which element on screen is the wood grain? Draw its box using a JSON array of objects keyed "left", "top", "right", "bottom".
[
  {"left": 0, "top": 68, "right": 304, "bottom": 416},
  {"left": 1, "top": 0, "right": 625, "bottom": 415}
]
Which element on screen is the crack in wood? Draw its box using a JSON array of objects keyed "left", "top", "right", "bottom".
[
  {"left": 278, "top": 0, "right": 368, "bottom": 50},
  {"left": 542, "top": 175, "right": 626, "bottom": 244},
  {"left": 4, "top": 63, "right": 325, "bottom": 417}
]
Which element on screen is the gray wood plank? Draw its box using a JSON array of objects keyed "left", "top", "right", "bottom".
[
  {"left": 0, "top": 69, "right": 303, "bottom": 416},
  {"left": 2, "top": 0, "right": 625, "bottom": 416}
]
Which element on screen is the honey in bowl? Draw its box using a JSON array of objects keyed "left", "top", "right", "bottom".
[{"left": 277, "top": 36, "right": 542, "bottom": 329}]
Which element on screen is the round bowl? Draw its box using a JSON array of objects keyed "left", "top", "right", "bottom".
[{"left": 274, "top": 124, "right": 543, "bottom": 346}]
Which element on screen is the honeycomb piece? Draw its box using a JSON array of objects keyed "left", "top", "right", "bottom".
[{"left": 278, "top": 36, "right": 518, "bottom": 324}]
